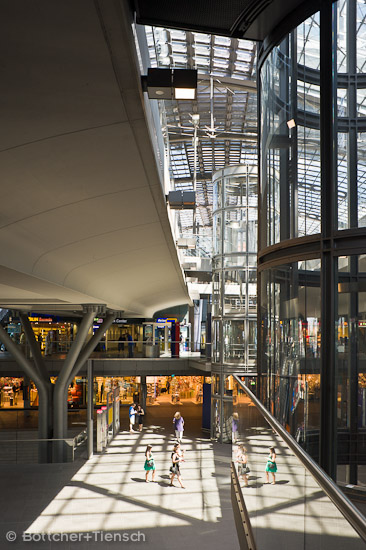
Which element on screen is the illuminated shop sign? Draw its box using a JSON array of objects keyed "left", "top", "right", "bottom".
[
  {"left": 29, "top": 317, "right": 53, "bottom": 323},
  {"left": 359, "top": 320, "right": 366, "bottom": 327},
  {"left": 93, "top": 318, "right": 103, "bottom": 324},
  {"left": 156, "top": 318, "right": 178, "bottom": 324}
]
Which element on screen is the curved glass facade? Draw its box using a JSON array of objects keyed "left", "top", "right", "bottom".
[
  {"left": 212, "top": 165, "right": 258, "bottom": 441},
  {"left": 259, "top": 1, "right": 366, "bottom": 483}
]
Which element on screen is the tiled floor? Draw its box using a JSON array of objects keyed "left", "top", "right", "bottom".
[{"left": 0, "top": 404, "right": 238, "bottom": 549}]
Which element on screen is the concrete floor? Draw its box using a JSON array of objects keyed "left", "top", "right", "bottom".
[{"left": 0, "top": 402, "right": 238, "bottom": 549}]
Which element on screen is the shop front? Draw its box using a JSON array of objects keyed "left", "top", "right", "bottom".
[
  {"left": 1, "top": 315, "right": 77, "bottom": 356},
  {"left": 91, "top": 318, "right": 143, "bottom": 357},
  {"left": 91, "top": 375, "right": 210, "bottom": 407},
  {"left": 29, "top": 316, "right": 76, "bottom": 356},
  {"left": 0, "top": 377, "right": 26, "bottom": 408}
]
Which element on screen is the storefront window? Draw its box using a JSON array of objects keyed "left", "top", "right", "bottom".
[{"left": 0, "top": 377, "right": 26, "bottom": 408}]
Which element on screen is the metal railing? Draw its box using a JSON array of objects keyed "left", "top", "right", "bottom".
[
  {"left": 0, "top": 429, "right": 87, "bottom": 464},
  {"left": 6, "top": 339, "right": 201, "bottom": 360},
  {"left": 233, "top": 375, "right": 366, "bottom": 544},
  {"left": 231, "top": 460, "right": 256, "bottom": 550}
]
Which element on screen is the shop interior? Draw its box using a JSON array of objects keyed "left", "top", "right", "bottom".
[
  {"left": 92, "top": 375, "right": 210, "bottom": 407},
  {"left": 30, "top": 316, "right": 75, "bottom": 355}
]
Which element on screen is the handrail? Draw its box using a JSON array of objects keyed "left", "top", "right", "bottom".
[
  {"left": 231, "top": 460, "right": 257, "bottom": 550},
  {"left": 233, "top": 375, "right": 366, "bottom": 543},
  {"left": 0, "top": 433, "right": 87, "bottom": 462},
  {"left": 0, "top": 438, "right": 74, "bottom": 442}
]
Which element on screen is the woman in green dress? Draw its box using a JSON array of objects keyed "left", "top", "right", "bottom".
[
  {"left": 144, "top": 444, "right": 156, "bottom": 482},
  {"left": 265, "top": 447, "right": 277, "bottom": 484}
]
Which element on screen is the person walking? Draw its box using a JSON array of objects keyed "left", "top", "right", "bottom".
[
  {"left": 136, "top": 404, "right": 144, "bottom": 432},
  {"left": 236, "top": 444, "right": 249, "bottom": 486},
  {"left": 129, "top": 403, "right": 137, "bottom": 433},
  {"left": 127, "top": 333, "right": 134, "bottom": 358},
  {"left": 45, "top": 331, "right": 51, "bottom": 356},
  {"left": 173, "top": 411, "right": 184, "bottom": 442},
  {"left": 232, "top": 412, "right": 239, "bottom": 443},
  {"left": 170, "top": 442, "right": 185, "bottom": 488},
  {"left": 144, "top": 445, "right": 156, "bottom": 482},
  {"left": 265, "top": 446, "right": 277, "bottom": 484},
  {"left": 118, "top": 334, "right": 126, "bottom": 356}
]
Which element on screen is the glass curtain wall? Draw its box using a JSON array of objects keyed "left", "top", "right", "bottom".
[
  {"left": 259, "top": 0, "right": 366, "bottom": 484},
  {"left": 212, "top": 165, "right": 258, "bottom": 441}
]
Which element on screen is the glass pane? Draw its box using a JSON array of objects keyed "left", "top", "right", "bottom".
[
  {"left": 261, "top": 12, "right": 321, "bottom": 246},
  {"left": 338, "top": 0, "right": 347, "bottom": 72},
  {"left": 233, "top": 379, "right": 365, "bottom": 549},
  {"left": 338, "top": 132, "right": 348, "bottom": 230},
  {"left": 297, "top": 125, "right": 321, "bottom": 236},
  {"left": 224, "top": 176, "right": 246, "bottom": 207},
  {"left": 337, "top": 88, "right": 347, "bottom": 117},
  {"left": 212, "top": 321, "right": 221, "bottom": 363},
  {"left": 357, "top": 0, "right": 366, "bottom": 73},
  {"left": 223, "top": 319, "right": 245, "bottom": 364},
  {"left": 213, "top": 212, "right": 222, "bottom": 255},
  {"left": 213, "top": 179, "right": 222, "bottom": 211},
  {"left": 336, "top": 254, "right": 366, "bottom": 484},
  {"left": 260, "top": 260, "right": 321, "bottom": 451},
  {"left": 224, "top": 255, "right": 247, "bottom": 267},
  {"left": 224, "top": 209, "right": 247, "bottom": 254},
  {"left": 223, "top": 270, "right": 246, "bottom": 315},
  {"left": 212, "top": 272, "right": 222, "bottom": 317},
  {"left": 358, "top": 133, "right": 366, "bottom": 226}
]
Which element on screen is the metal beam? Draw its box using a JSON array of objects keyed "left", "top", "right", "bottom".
[
  {"left": 0, "top": 325, "right": 50, "bottom": 440},
  {"left": 66, "top": 313, "right": 117, "bottom": 387},
  {"left": 198, "top": 73, "right": 257, "bottom": 93},
  {"left": 87, "top": 359, "right": 94, "bottom": 459},
  {"left": 54, "top": 308, "right": 96, "bottom": 441},
  {"left": 20, "top": 313, "right": 50, "bottom": 382}
]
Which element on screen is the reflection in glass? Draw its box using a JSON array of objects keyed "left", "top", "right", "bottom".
[
  {"left": 212, "top": 165, "right": 257, "bottom": 372},
  {"left": 337, "top": 254, "right": 366, "bottom": 484},
  {"left": 260, "top": 261, "right": 321, "bottom": 457}
]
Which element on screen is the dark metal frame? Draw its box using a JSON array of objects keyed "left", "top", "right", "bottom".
[{"left": 257, "top": 0, "right": 366, "bottom": 480}]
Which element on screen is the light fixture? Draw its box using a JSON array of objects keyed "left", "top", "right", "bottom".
[
  {"left": 141, "top": 68, "right": 197, "bottom": 100},
  {"left": 177, "top": 237, "right": 197, "bottom": 249},
  {"left": 167, "top": 190, "right": 196, "bottom": 209},
  {"left": 287, "top": 119, "right": 296, "bottom": 129},
  {"left": 173, "top": 69, "right": 197, "bottom": 99}
]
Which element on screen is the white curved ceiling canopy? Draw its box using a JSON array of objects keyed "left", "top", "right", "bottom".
[{"left": 0, "top": 0, "right": 190, "bottom": 316}]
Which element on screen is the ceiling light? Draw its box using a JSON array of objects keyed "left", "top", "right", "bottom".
[
  {"left": 174, "top": 88, "right": 196, "bottom": 99},
  {"left": 287, "top": 119, "right": 296, "bottom": 129},
  {"left": 141, "top": 68, "right": 197, "bottom": 100}
]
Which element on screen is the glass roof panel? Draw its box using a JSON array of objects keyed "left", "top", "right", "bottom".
[{"left": 145, "top": 25, "right": 258, "bottom": 255}]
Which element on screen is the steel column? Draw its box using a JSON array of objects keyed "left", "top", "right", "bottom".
[
  {"left": 319, "top": 0, "right": 337, "bottom": 480},
  {"left": 19, "top": 313, "right": 53, "bottom": 439},
  {"left": 346, "top": 2, "right": 359, "bottom": 485},
  {"left": 87, "top": 359, "right": 94, "bottom": 459},
  {"left": 54, "top": 309, "right": 96, "bottom": 441},
  {"left": 66, "top": 313, "right": 117, "bottom": 387},
  {"left": 0, "top": 325, "right": 49, "bottom": 441}
]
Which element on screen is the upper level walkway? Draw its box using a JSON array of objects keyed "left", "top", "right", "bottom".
[
  {"left": 0, "top": 403, "right": 238, "bottom": 549},
  {"left": 0, "top": 350, "right": 211, "bottom": 378}
]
